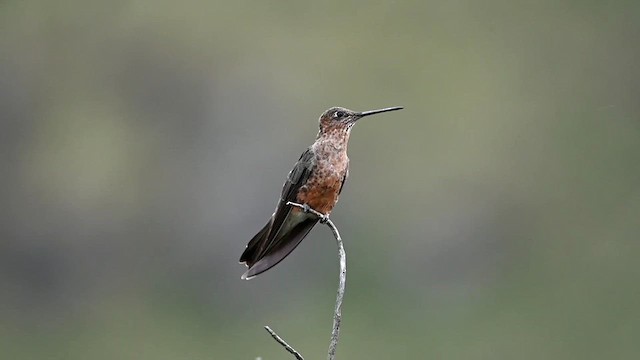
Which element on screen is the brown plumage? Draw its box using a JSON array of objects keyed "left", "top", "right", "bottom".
[{"left": 239, "top": 106, "right": 403, "bottom": 279}]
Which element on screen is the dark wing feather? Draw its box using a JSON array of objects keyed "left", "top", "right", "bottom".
[
  {"left": 337, "top": 161, "right": 348, "bottom": 195},
  {"left": 268, "top": 147, "right": 316, "bottom": 241},
  {"left": 241, "top": 218, "right": 316, "bottom": 279},
  {"left": 239, "top": 148, "right": 316, "bottom": 276},
  {"left": 239, "top": 220, "right": 270, "bottom": 265}
]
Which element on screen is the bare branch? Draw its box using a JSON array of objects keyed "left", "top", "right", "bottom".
[
  {"left": 286, "top": 201, "right": 346, "bottom": 360},
  {"left": 264, "top": 326, "right": 304, "bottom": 360},
  {"left": 263, "top": 202, "right": 347, "bottom": 360},
  {"left": 326, "top": 221, "right": 345, "bottom": 360}
]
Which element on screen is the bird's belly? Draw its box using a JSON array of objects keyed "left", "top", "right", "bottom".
[{"left": 296, "top": 173, "right": 343, "bottom": 215}]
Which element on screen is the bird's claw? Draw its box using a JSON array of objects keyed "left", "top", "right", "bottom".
[
  {"left": 299, "top": 203, "right": 329, "bottom": 223},
  {"left": 318, "top": 214, "right": 330, "bottom": 224}
]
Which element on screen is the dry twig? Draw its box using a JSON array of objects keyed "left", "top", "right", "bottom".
[
  {"left": 264, "top": 201, "right": 347, "bottom": 360},
  {"left": 264, "top": 326, "right": 304, "bottom": 360}
]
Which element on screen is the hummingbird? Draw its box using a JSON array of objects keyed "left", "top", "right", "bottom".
[{"left": 239, "top": 106, "right": 403, "bottom": 279}]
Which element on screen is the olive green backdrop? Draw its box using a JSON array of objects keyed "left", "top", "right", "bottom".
[{"left": 1, "top": 1, "right": 639, "bottom": 359}]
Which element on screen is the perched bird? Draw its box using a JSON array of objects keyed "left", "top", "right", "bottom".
[{"left": 239, "top": 106, "right": 403, "bottom": 279}]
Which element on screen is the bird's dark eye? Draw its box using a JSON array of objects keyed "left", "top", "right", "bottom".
[{"left": 334, "top": 111, "right": 345, "bottom": 118}]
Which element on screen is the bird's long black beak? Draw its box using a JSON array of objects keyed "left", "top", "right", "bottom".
[{"left": 358, "top": 106, "right": 404, "bottom": 118}]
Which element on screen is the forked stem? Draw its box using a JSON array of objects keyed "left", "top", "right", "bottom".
[{"left": 264, "top": 202, "right": 347, "bottom": 360}]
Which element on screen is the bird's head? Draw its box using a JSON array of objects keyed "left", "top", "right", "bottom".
[{"left": 318, "top": 106, "right": 403, "bottom": 133}]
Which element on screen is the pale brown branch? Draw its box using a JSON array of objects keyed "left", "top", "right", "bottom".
[
  {"left": 263, "top": 326, "right": 304, "bottom": 360},
  {"left": 286, "top": 201, "right": 346, "bottom": 360},
  {"left": 264, "top": 201, "right": 347, "bottom": 360}
]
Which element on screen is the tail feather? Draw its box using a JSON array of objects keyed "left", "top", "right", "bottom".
[
  {"left": 239, "top": 221, "right": 271, "bottom": 267},
  {"left": 241, "top": 218, "right": 317, "bottom": 280}
]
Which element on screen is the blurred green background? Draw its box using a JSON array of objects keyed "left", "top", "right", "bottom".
[{"left": 2, "top": 1, "right": 639, "bottom": 359}]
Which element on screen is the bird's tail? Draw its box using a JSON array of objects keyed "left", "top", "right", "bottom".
[
  {"left": 239, "top": 221, "right": 271, "bottom": 268},
  {"left": 240, "top": 218, "right": 317, "bottom": 280}
]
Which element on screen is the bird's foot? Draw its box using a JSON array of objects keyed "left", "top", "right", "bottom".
[
  {"left": 302, "top": 203, "right": 312, "bottom": 213},
  {"left": 298, "top": 203, "right": 329, "bottom": 223},
  {"left": 318, "top": 213, "right": 330, "bottom": 224}
]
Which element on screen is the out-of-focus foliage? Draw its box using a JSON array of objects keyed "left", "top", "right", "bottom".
[{"left": 1, "top": 1, "right": 639, "bottom": 359}]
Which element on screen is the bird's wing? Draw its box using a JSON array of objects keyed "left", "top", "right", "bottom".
[
  {"left": 247, "top": 148, "right": 316, "bottom": 262},
  {"left": 271, "top": 147, "right": 315, "bottom": 234},
  {"left": 238, "top": 219, "right": 270, "bottom": 265},
  {"left": 338, "top": 161, "right": 349, "bottom": 195},
  {"left": 241, "top": 217, "right": 316, "bottom": 279}
]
